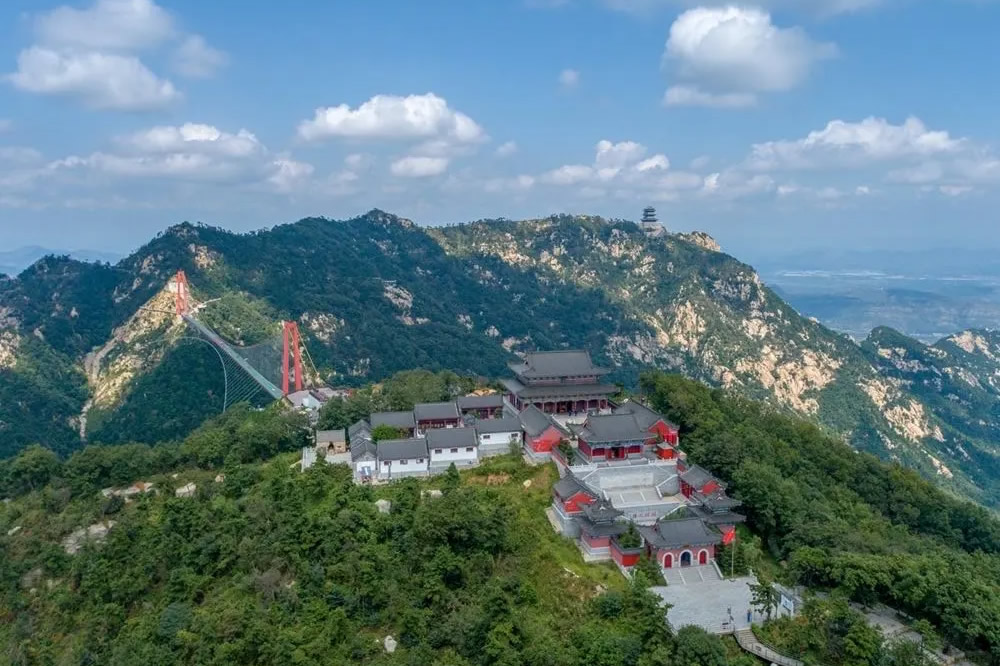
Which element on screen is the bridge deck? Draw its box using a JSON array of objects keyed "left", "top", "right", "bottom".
[{"left": 183, "top": 315, "right": 284, "bottom": 400}]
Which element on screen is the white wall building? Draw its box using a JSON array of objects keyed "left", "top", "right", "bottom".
[
  {"left": 427, "top": 428, "right": 479, "bottom": 470},
  {"left": 377, "top": 438, "right": 430, "bottom": 480},
  {"left": 474, "top": 417, "right": 523, "bottom": 457}
]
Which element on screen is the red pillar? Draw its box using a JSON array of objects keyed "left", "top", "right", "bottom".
[
  {"left": 282, "top": 321, "right": 304, "bottom": 395},
  {"left": 175, "top": 270, "right": 189, "bottom": 316}
]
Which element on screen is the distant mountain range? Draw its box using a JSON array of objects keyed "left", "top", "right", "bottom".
[
  {"left": 1, "top": 211, "right": 999, "bottom": 508},
  {"left": 0, "top": 246, "right": 123, "bottom": 277}
]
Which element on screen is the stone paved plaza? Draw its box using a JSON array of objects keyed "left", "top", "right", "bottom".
[{"left": 650, "top": 566, "right": 758, "bottom": 635}]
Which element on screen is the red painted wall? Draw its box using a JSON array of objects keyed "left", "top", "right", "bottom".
[
  {"left": 529, "top": 426, "right": 563, "bottom": 453},
  {"left": 611, "top": 541, "right": 641, "bottom": 567},
  {"left": 583, "top": 534, "right": 610, "bottom": 548}
]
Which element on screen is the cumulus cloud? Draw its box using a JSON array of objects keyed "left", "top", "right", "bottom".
[
  {"left": 603, "top": 0, "right": 883, "bottom": 17},
  {"left": 749, "top": 117, "right": 962, "bottom": 170},
  {"left": 35, "top": 0, "right": 175, "bottom": 51},
  {"left": 663, "top": 85, "right": 755, "bottom": 108},
  {"left": 390, "top": 155, "right": 449, "bottom": 178},
  {"left": 298, "top": 93, "right": 486, "bottom": 143},
  {"left": 663, "top": 6, "right": 836, "bottom": 107},
  {"left": 46, "top": 122, "right": 312, "bottom": 194},
  {"left": 539, "top": 139, "right": 692, "bottom": 202},
  {"left": 172, "top": 35, "right": 228, "bottom": 78},
  {"left": 8, "top": 0, "right": 226, "bottom": 110},
  {"left": 120, "top": 123, "right": 261, "bottom": 157},
  {"left": 269, "top": 158, "right": 315, "bottom": 193},
  {"left": 7, "top": 47, "right": 180, "bottom": 110},
  {"left": 559, "top": 68, "right": 580, "bottom": 89},
  {"left": 496, "top": 141, "right": 518, "bottom": 157}
]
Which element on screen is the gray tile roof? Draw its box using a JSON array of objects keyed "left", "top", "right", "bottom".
[
  {"left": 581, "top": 498, "right": 623, "bottom": 523},
  {"left": 614, "top": 400, "right": 673, "bottom": 431},
  {"left": 640, "top": 516, "right": 722, "bottom": 549},
  {"left": 474, "top": 417, "right": 522, "bottom": 434},
  {"left": 578, "top": 517, "right": 627, "bottom": 538},
  {"left": 377, "top": 438, "right": 428, "bottom": 461},
  {"left": 576, "top": 414, "right": 650, "bottom": 443},
  {"left": 348, "top": 419, "right": 371, "bottom": 439},
  {"left": 426, "top": 427, "right": 478, "bottom": 449},
  {"left": 350, "top": 437, "right": 376, "bottom": 461},
  {"left": 316, "top": 429, "right": 346, "bottom": 444},
  {"left": 508, "top": 350, "right": 611, "bottom": 379},
  {"left": 371, "top": 411, "right": 415, "bottom": 429},
  {"left": 518, "top": 405, "right": 569, "bottom": 437},
  {"left": 680, "top": 465, "right": 717, "bottom": 490},
  {"left": 553, "top": 474, "right": 592, "bottom": 500},
  {"left": 457, "top": 394, "right": 504, "bottom": 410},
  {"left": 503, "top": 378, "right": 618, "bottom": 400},
  {"left": 413, "top": 402, "right": 460, "bottom": 421}
]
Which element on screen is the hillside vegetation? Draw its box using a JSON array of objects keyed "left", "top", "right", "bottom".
[
  {"left": 3, "top": 373, "right": 998, "bottom": 664},
  {"left": 1, "top": 211, "right": 998, "bottom": 507}
]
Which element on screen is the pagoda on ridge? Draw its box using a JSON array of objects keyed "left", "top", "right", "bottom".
[{"left": 640, "top": 206, "right": 665, "bottom": 237}]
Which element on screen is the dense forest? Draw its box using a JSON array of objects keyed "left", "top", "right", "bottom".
[
  {"left": 3, "top": 369, "right": 1000, "bottom": 664},
  {"left": 640, "top": 372, "right": 1000, "bottom": 663},
  {"left": 3, "top": 212, "right": 1000, "bottom": 508}
]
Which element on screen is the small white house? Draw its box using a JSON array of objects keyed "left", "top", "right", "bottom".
[
  {"left": 427, "top": 427, "right": 479, "bottom": 470},
  {"left": 351, "top": 438, "right": 377, "bottom": 482},
  {"left": 377, "top": 438, "right": 430, "bottom": 480},
  {"left": 474, "top": 417, "right": 523, "bottom": 458}
]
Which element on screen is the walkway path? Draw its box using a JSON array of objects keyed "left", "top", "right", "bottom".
[{"left": 734, "top": 629, "right": 803, "bottom": 666}]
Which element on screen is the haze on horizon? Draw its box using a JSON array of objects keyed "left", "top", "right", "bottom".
[{"left": 1, "top": 0, "right": 999, "bottom": 264}]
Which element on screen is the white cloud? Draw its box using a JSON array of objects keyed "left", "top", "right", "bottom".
[
  {"left": 120, "top": 123, "right": 261, "bottom": 157},
  {"left": 542, "top": 164, "right": 594, "bottom": 185},
  {"left": 595, "top": 140, "right": 646, "bottom": 170},
  {"left": 344, "top": 153, "right": 370, "bottom": 169},
  {"left": 663, "top": 6, "right": 835, "bottom": 107},
  {"left": 603, "top": 0, "right": 883, "bottom": 17},
  {"left": 0, "top": 147, "right": 45, "bottom": 165},
  {"left": 887, "top": 161, "right": 944, "bottom": 184},
  {"left": 663, "top": 85, "right": 756, "bottom": 108},
  {"left": 496, "top": 141, "right": 518, "bottom": 157},
  {"left": 390, "top": 155, "right": 449, "bottom": 178},
  {"left": 750, "top": 117, "right": 962, "bottom": 170},
  {"left": 298, "top": 93, "right": 486, "bottom": 143},
  {"left": 636, "top": 155, "right": 670, "bottom": 172},
  {"left": 559, "top": 68, "right": 580, "bottom": 89},
  {"left": 35, "top": 0, "right": 175, "bottom": 51},
  {"left": 939, "top": 185, "right": 973, "bottom": 197},
  {"left": 269, "top": 158, "right": 315, "bottom": 193},
  {"left": 172, "top": 35, "right": 228, "bottom": 78},
  {"left": 8, "top": 46, "right": 180, "bottom": 110},
  {"left": 484, "top": 174, "right": 536, "bottom": 193}
]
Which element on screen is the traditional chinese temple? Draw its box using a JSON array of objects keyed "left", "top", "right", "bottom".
[{"left": 502, "top": 350, "right": 618, "bottom": 415}]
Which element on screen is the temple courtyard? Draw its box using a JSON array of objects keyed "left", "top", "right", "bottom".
[{"left": 650, "top": 567, "right": 759, "bottom": 635}]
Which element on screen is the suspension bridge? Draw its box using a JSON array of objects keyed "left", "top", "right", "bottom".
[{"left": 171, "top": 270, "right": 317, "bottom": 411}]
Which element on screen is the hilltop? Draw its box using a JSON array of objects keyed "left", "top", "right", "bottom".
[{"left": 0, "top": 210, "right": 998, "bottom": 506}]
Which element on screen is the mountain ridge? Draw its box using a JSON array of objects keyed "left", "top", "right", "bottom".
[{"left": 1, "top": 210, "right": 998, "bottom": 506}]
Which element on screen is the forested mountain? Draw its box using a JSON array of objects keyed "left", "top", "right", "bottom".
[
  {"left": 1, "top": 210, "right": 998, "bottom": 507},
  {"left": 3, "top": 373, "right": 999, "bottom": 664}
]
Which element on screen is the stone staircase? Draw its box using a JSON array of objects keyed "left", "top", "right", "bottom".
[
  {"left": 734, "top": 629, "right": 804, "bottom": 666},
  {"left": 661, "top": 564, "right": 723, "bottom": 586}
]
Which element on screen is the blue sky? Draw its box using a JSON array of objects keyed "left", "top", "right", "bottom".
[{"left": 1, "top": 0, "right": 999, "bottom": 264}]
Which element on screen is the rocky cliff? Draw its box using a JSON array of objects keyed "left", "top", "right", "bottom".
[{"left": 1, "top": 211, "right": 997, "bottom": 505}]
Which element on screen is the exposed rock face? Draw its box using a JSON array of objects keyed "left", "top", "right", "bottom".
[
  {"left": 677, "top": 231, "right": 721, "bottom": 252},
  {"left": 87, "top": 286, "right": 180, "bottom": 410},
  {"left": 0, "top": 331, "right": 18, "bottom": 369}
]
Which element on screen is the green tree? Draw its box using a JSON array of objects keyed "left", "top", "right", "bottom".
[
  {"left": 671, "top": 626, "right": 726, "bottom": 666},
  {"left": 6, "top": 444, "right": 61, "bottom": 494},
  {"left": 371, "top": 424, "right": 408, "bottom": 442}
]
